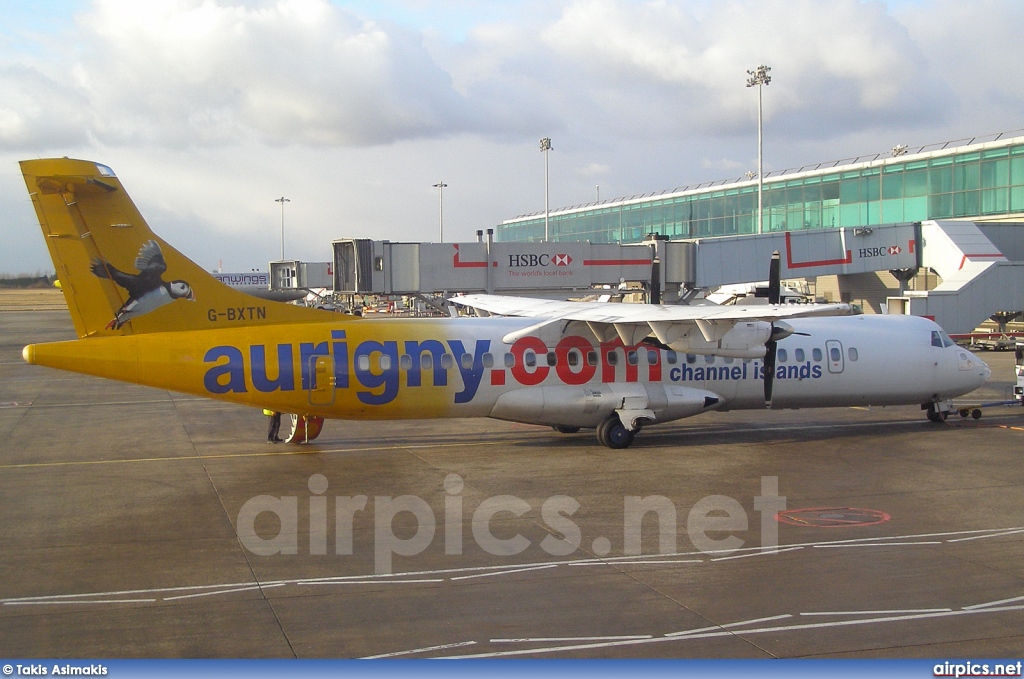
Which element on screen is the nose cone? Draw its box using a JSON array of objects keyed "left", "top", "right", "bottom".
[{"left": 980, "top": 358, "right": 992, "bottom": 383}]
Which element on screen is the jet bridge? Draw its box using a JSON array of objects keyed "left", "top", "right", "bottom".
[{"left": 320, "top": 220, "right": 1024, "bottom": 334}]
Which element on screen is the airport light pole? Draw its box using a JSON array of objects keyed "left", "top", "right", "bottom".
[
  {"left": 746, "top": 64, "right": 771, "bottom": 235},
  {"left": 540, "top": 137, "right": 552, "bottom": 241},
  {"left": 433, "top": 182, "right": 447, "bottom": 242},
  {"left": 275, "top": 196, "right": 290, "bottom": 259}
]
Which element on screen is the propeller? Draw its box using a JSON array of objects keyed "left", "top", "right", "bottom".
[{"left": 763, "top": 251, "right": 782, "bottom": 407}]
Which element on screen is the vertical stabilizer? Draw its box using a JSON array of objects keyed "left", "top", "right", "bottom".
[{"left": 21, "top": 158, "right": 338, "bottom": 338}]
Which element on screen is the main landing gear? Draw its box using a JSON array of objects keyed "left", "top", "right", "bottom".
[
  {"left": 282, "top": 414, "right": 325, "bottom": 443},
  {"left": 597, "top": 416, "right": 635, "bottom": 449}
]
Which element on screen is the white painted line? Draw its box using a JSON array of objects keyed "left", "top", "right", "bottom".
[
  {"left": 5, "top": 599, "right": 157, "bottom": 606},
  {"left": 445, "top": 604, "right": 1024, "bottom": 658},
  {"left": 812, "top": 541, "right": 942, "bottom": 548},
  {"left": 450, "top": 565, "right": 557, "bottom": 581},
  {"left": 492, "top": 635, "right": 652, "bottom": 643},
  {"left": 947, "top": 529, "right": 1024, "bottom": 543},
  {"left": 800, "top": 609, "right": 952, "bottom": 616},
  {"left": 5, "top": 525, "right": 1024, "bottom": 607},
  {"left": 362, "top": 640, "right": 477, "bottom": 659},
  {"left": 664, "top": 614, "right": 793, "bottom": 637},
  {"left": 711, "top": 547, "right": 804, "bottom": 562},
  {"left": 295, "top": 578, "right": 444, "bottom": 586},
  {"left": 963, "top": 594, "right": 1024, "bottom": 610},
  {"left": 163, "top": 584, "right": 284, "bottom": 601},
  {"left": 569, "top": 559, "right": 703, "bottom": 567}
]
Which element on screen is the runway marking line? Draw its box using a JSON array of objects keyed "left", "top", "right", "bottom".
[
  {"left": 361, "top": 640, "right": 478, "bottom": 659},
  {"left": 800, "top": 608, "right": 952, "bottom": 616},
  {"left": 710, "top": 546, "right": 803, "bottom": 562},
  {"left": 443, "top": 604, "right": 1024, "bottom": 658}
]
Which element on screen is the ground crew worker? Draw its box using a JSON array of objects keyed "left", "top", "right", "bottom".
[{"left": 264, "top": 409, "right": 283, "bottom": 443}]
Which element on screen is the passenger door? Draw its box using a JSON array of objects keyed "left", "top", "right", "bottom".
[{"left": 825, "top": 340, "right": 844, "bottom": 374}]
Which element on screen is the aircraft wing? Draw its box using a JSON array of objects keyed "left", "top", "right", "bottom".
[{"left": 449, "top": 294, "right": 853, "bottom": 356}]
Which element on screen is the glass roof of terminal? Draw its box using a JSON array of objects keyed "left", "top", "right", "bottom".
[{"left": 497, "top": 131, "right": 1024, "bottom": 243}]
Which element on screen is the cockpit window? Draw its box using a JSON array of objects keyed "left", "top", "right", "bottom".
[{"left": 931, "top": 330, "right": 955, "bottom": 348}]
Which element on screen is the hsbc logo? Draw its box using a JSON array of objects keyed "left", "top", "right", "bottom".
[
  {"left": 508, "top": 253, "right": 573, "bottom": 267},
  {"left": 858, "top": 245, "right": 902, "bottom": 258}
]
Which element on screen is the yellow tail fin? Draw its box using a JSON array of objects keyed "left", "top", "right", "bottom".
[{"left": 21, "top": 158, "right": 339, "bottom": 338}]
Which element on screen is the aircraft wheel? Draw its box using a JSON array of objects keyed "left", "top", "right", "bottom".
[
  {"left": 284, "top": 414, "right": 325, "bottom": 443},
  {"left": 597, "top": 416, "right": 634, "bottom": 449},
  {"left": 552, "top": 425, "right": 581, "bottom": 434},
  {"left": 926, "top": 404, "right": 948, "bottom": 423}
]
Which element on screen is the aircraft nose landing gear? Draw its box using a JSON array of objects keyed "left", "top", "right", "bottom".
[{"left": 924, "top": 402, "right": 949, "bottom": 423}]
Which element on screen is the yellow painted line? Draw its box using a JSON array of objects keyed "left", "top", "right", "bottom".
[{"left": 0, "top": 438, "right": 520, "bottom": 470}]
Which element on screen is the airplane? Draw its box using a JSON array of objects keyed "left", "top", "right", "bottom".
[{"left": 18, "top": 158, "right": 992, "bottom": 448}]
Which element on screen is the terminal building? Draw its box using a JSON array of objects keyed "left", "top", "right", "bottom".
[
  {"left": 497, "top": 132, "right": 1024, "bottom": 243},
  {"left": 495, "top": 131, "right": 1024, "bottom": 330}
]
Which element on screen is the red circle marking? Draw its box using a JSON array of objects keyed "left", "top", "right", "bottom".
[{"left": 775, "top": 507, "right": 891, "bottom": 528}]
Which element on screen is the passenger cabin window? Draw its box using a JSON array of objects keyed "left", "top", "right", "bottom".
[
  {"left": 724, "top": 356, "right": 734, "bottom": 364},
  {"left": 460, "top": 353, "right": 474, "bottom": 370},
  {"left": 357, "top": 355, "right": 370, "bottom": 371},
  {"left": 848, "top": 347, "right": 859, "bottom": 361},
  {"left": 399, "top": 354, "right": 413, "bottom": 371},
  {"left": 568, "top": 350, "right": 580, "bottom": 367},
  {"left": 627, "top": 350, "right": 638, "bottom": 366},
  {"left": 422, "top": 354, "right": 433, "bottom": 370},
  {"left": 704, "top": 355, "right": 715, "bottom": 364},
  {"left": 440, "top": 354, "right": 454, "bottom": 370},
  {"left": 794, "top": 348, "right": 805, "bottom": 362},
  {"left": 587, "top": 351, "right": 598, "bottom": 366},
  {"left": 666, "top": 351, "right": 678, "bottom": 364},
  {"left": 546, "top": 352, "right": 557, "bottom": 367},
  {"left": 524, "top": 351, "right": 536, "bottom": 367},
  {"left": 812, "top": 348, "right": 823, "bottom": 362},
  {"left": 648, "top": 349, "right": 659, "bottom": 365},
  {"left": 482, "top": 353, "right": 494, "bottom": 369},
  {"left": 379, "top": 355, "right": 392, "bottom": 371},
  {"left": 686, "top": 353, "right": 697, "bottom": 364},
  {"left": 504, "top": 353, "right": 514, "bottom": 368},
  {"left": 829, "top": 347, "right": 841, "bottom": 362},
  {"left": 778, "top": 348, "right": 788, "bottom": 363},
  {"left": 607, "top": 351, "right": 619, "bottom": 366}
]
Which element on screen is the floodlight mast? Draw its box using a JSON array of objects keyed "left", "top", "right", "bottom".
[
  {"left": 746, "top": 65, "right": 771, "bottom": 235},
  {"left": 433, "top": 182, "right": 447, "bottom": 242},
  {"left": 275, "top": 196, "right": 290, "bottom": 260},
  {"left": 540, "top": 137, "right": 553, "bottom": 241}
]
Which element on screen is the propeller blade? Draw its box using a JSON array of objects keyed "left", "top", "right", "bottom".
[
  {"left": 764, "top": 337, "right": 776, "bottom": 407},
  {"left": 768, "top": 250, "right": 781, "bottom": 305}
]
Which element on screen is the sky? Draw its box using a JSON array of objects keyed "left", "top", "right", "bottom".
[{"left": 2, "top": 0, "right": 1023, "bottom": 275}]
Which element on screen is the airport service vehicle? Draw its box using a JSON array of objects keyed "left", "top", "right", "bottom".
[{"left": 18, "top": 158, "right": 992, "bottom": 448}]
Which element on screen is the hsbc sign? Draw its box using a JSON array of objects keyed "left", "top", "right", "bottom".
[
  {"left": 858, "top": 245, "right": 902, "bottom": 258},
  {"left": 508, "top": 253, "right": 574, "bottom": 267}
]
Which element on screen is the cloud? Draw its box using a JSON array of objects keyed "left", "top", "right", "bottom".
[
  {"left": 0, "top": 0, "right": 481, "bottom": 150},
  {"left": 0, "top": 64, "right": 92, "bottom": 149}
]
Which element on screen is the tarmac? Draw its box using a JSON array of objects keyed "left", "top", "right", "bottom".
[{"left": 1, "top": 307, "right": 1023, "bottom": 659}]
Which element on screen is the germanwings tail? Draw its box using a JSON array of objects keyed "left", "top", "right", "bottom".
[{"left": 21, "top": 158, "right": 336, "bottom": 338}]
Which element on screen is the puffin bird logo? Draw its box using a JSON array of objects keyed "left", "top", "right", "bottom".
[{"left": 91, "top": 240, "right": 195, "bottom": 330}]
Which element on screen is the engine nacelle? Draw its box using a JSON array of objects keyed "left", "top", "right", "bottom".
[
  {"left": 489, "top": 382, "right": 722, "bottom": 429},
  {"left": 668, "top": 321, "right": 773, "bottom": 359}
]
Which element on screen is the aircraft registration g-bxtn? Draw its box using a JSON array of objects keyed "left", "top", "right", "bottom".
[{"left": 20, "top": 158, "right": 991, "bottom": 448}]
